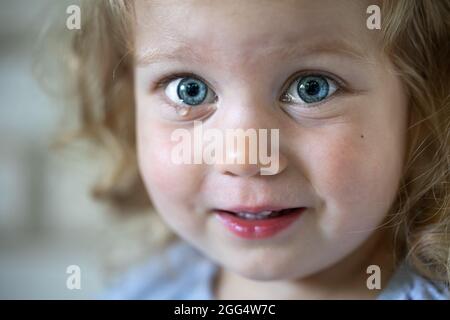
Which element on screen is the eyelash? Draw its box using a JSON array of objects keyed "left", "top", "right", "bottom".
[
  {"left": 153, "top": 71, "right": 347, "bottom": 109},
  {"left": 155, "top": 72, "right": 206, "bottom": 92}
]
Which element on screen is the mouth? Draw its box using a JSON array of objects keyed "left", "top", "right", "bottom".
[
  {"left": 213, "top": 206, "right": 307, "bottom": 239},
  {"left": 215, "top": 207, "right": 302, "bottom": 220}
]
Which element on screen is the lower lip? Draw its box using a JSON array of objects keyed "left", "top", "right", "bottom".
[{"left": 214, "top": 208, "right": 306, "bottom": 239}]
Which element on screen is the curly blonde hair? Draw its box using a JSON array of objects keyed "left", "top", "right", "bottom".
[{"left": 42, "top": 0, "right": 450, "bottom": 283}]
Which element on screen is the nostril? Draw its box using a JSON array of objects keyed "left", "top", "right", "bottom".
[{"left": 216, "top": 162, "right": 261, "bottom": 178}]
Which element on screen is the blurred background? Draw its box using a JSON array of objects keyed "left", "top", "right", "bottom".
[{"left": 0, "top": 0, "right": 141, "bottom": 299}]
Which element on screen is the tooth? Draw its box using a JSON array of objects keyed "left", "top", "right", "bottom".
[
  {"left": 236, "top": 211, "right": 274, "bottom": 220},
  {"left": 243, "top": 213, "right": 256, "bottom": 219}
]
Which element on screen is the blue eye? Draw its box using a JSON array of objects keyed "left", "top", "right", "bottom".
[
  {"left": 298, "top": 76, "right": 329, "bottom": 103},
  {"left": 165, "top": 76, "right": 216, "bottom": 106},
  {"left": 282, "top": 75, "right": 337, "bottom": 105}
]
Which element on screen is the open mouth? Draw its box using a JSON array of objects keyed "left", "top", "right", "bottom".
[
  {"left": 214, "top": 207, "right": 306, "bottom": 239},
  {"left": 216, "top": 208, "right": 302, "bottom": 220}
]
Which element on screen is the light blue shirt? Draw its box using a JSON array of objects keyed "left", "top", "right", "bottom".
[{"left": 101, "top": 240, "right": 449, "bottom": 300}]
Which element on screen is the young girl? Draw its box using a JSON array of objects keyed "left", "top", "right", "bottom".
[{"left": 49, "top": 0, "right": 449, "bottom": 299}]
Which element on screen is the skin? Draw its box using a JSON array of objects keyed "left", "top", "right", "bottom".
[{"left": 133, "top": 0, "right": 408, "bottom": 299}]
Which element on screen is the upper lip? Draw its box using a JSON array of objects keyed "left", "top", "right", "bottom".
[{"left": 215, "top": 206, "right": 305, "bottom": 214}]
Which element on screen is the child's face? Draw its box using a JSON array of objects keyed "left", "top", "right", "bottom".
[{"left": 134, "top": 0, "right": 408, "bottom": 280}]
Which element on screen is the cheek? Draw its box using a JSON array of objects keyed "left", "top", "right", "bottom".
[
  {"left": 137, "top": 128, "right": 175, "bottom": 196},
  {"left": 136, "top": 119, "right": 204, "bottom": 216},
  {"left": 305, "top": 115, "right": 406, "bottom": 237},
  {"left": 300, "top": 64, "right": 409, "bottom": 239}
]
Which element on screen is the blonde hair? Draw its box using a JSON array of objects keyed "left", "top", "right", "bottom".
[
  {"left": 381, "top": 0, "right": 450, "bottom": 283},
  {"left": 42, "top": 0, "right": 450, "bottom": 283}
]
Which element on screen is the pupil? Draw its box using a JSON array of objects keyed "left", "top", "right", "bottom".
[
  {"left": 186, "top": 82, "right": 199, "bottom": 97},
  {"left": 177, "top": 77, "right": 208, "bottom": 106},
  {"left": 305, "top": 80, "right": 320, "bottom": 96}
]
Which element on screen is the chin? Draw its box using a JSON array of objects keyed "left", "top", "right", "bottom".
[{"left": 230, "top": 261, "right": 298, "bottom": 282}]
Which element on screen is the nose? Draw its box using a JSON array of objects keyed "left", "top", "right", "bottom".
[
  {"left": 214, "top": 129, "right": 288, "bottom": 177},
  {"left": 211, "top": 81, "right": 289, "bottom": 177},
  {"left": 215, "top": 148, "right": 261, "bottom": 177}
]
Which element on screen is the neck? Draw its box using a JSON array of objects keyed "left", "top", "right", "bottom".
[{"left": 213, "top": 230, "right": 396, "bottom": 299}]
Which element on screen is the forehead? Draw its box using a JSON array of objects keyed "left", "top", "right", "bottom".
[{"left": 134, "top": 0, "right": 377, "bottom": 64}]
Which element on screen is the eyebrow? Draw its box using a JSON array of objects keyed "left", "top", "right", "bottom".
[{"left": 136, "top": 39, "right": 367, "bottom": 67}]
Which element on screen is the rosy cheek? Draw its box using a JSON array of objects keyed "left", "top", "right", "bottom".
[
  {"left": 306, "top": 128, "right": 393, "bottom": 234},
  {"left": 324, "top": 139, "right": 371, "bottom": 207},
  {"left": 137, "top": 127, "right": 203, "bottom": 209},
  {"left": 139, "top": 136, "right": 178, "bottom": 193}
]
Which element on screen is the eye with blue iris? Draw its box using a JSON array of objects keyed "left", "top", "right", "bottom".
[
  {"left": 165, "top": 76, "right": 216, "bottom": 106},
  {"left": 162, "top": 73, "right": 338, "bottom": 112},
  {"left": 281, "top": 75, "right": 338, "bottom": 105}
]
